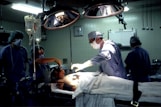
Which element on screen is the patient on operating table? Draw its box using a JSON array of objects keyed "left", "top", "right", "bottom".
[
  {"left": 50, "top": 67, "right": 80, "bottom": 91},
  {"left": 49, "top": 67, "right": 161, "bottom": 106}
]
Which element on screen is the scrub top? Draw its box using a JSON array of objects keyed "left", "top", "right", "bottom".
[
  {"left": 125, "top": 47, "right": 151, "bottom": 82},
  {"left": 29, "top": 48, "right": 50, "bottom": 83},
  {"left": 0, "top": 45, "right": 28, "bottom": 83},
  {"left": 90, "top": 40, "right": 127, "bottom": 78}
]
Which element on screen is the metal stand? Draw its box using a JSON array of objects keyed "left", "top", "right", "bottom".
[{"left": 24, "top": 15, "right": 42, "bottom": 95}]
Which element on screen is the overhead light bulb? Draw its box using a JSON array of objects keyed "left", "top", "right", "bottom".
[
  {"left": 11, "top": 3, "right": 44, "bottom": 14},
  {"left": 36, "top": 38, "right": 41, "bottom": 42},
  {"left": 124, "top": 6, "right": 129, "bottom": 12}
]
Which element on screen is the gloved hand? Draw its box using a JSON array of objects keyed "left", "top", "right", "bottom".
[
  {"left": 71, "top": 63, "right": 84, "bottom": 72},
  {"left": 71, "top": 60, "right": 93, "bottom": 72}
]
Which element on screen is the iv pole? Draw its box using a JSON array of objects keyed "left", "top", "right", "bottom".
[
  {"left": 24, "top": 15, "right": 36, "bottom": 81},
  {"left": 24, "top": 15, "right": 42, "bottom": 81},
  {"left": 24, "top": 0, "right": 44, "bottom": 91}
]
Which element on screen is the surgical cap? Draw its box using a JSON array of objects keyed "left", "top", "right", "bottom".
[
  {"left": 130, "top": 36, "right": 142, "bottom": 47},
  {"left": 8, "top": 30, "right": 24, "bottom": 43},
  {"left": 88, "top": 31, "right": 103, "bottom": 39}
]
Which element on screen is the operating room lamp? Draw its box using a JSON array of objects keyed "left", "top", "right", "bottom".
[
  {"left": 83, "top": 0, "right": 124, "bottom": 18},
  {"left": 41, "top": 5, "right": 80, "bottom": 30},
  {"left": 82, "top": 0, "right": 127, "bottom": 29},
  {"left": 41, "top": 0, "right": 125, "bottom": 30}
]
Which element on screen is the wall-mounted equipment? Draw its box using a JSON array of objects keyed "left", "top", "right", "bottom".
[
  {"left": 108, "top": 28, "right": 136, "bottom": 50},
  {"left": 73, "top": 26, "right": 83, "bottom": 37}
]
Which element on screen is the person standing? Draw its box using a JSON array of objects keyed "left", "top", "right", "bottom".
[
  {"left": 124, "top": 36, "right": 151, "bottom": 82},
  {"left": 124, "top": 36, "right": 151, "bottom": 105},
  {"left": 29, "top": 45, "right": 62, "bottom": 83},
  {"left": 0, "top": 30, "right": 29, "bottom": 106},
  {"left": 29, "top": 46, "right": 49, "bottom": 83},
  {"left": 71, "top": 31, "right": 127, "bottom": 79}
]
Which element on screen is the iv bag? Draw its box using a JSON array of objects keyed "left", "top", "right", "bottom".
[{"left": 24, "top": 15, "right": 36, "bottom": 36}]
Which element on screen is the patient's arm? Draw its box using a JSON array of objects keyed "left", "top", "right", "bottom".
[{"left": 56, "top": 79, "right": 64, "bottom": 89}]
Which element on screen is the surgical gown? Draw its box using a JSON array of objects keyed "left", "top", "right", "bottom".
[
  {"left": 90, "top": 40, "right": 127, "bottom": 78},
  {"left": 124, "top": 47, "right": 151, "bottom": 82},
  {"left": 0, "top": 45, "right": 28, "bottom": 84}
]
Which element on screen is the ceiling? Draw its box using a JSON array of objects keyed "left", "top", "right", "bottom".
[{"left": 0, "top": 0, "right": 161, "bottom": 25}]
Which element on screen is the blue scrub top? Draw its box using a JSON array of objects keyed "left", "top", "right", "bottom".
[
  {"left": 90, "top": 40, "right": 127, "bottom": 79},
  {"left": 0, "top": 45, "right": 28, "bottom": 83},
  {"left": 125, "top": 47, "right": 151, "bottom": 82}
]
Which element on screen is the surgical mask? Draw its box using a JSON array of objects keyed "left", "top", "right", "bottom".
[
  {"left": 90, "top": 40, "right": 100, "bottom": 49},
  {"left": 13, "top": 39, "right": 22, "bottom": 47}
]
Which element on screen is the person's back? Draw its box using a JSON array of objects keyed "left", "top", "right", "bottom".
[{"left": 125, "top": 36, "right": 151, "bottom": 82}]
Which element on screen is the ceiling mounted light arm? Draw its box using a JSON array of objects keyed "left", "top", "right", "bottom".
[
  {"left": 116, "top": 13, "right": 127, "bottom": 29},
  {"left": 0, "top": 4, "right": 4, "bottom": 30},
  {"left": 83, "top": 0, "right": 124, "bottom": 18},
  {"left": 42, "top": 0, "right": 45, "bottom": 12}
]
